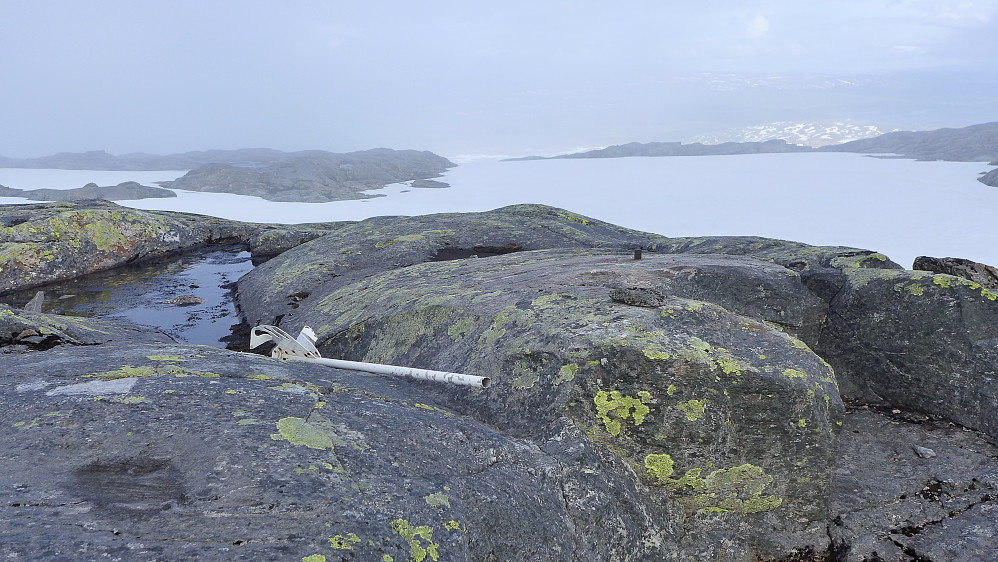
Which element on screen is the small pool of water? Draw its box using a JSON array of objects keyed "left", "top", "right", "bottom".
[{"left": 3, "top": 246, "right": 254, "bottom": 347}]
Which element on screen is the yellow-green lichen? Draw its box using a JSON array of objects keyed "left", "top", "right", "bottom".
[
  {"left": 783, "top": 368, "right": 808, "bottom": 380},
  {"left": 798, "top": 419, "right": 808, "bottom": 428},
  {"left": 594, "top": 390, "right": 652, "bottom": 437},
  {"left": 443, "top": 520, "right": 461, "bottom": 531},
  {"left": 644, "top": 453, "right": 675, "bottom": 482},
  {"left": 677, "top": 399, "right": 707, "bottom": 421},
  {"left": 146, "top": 355, "right": 186, "bottom": 362},
  {"left": 642, "top": 343, "right": 672, "bottom": 360},
  {"left": 560, "top": 210, "right": 592, "bottom": 225},
  {"left": 302, "top": 555, "right": 326, "bottom": 562},
  {"left": 270, "top": 417, "right": 334, "bottom": 450},
  {"left": 667, "top": 384, "right": 677, "bottom": 396},
  {"left": 645, "top": 456, "right": 784, "bottom": 516},
  {"left": 329, "top": 533, "right": 361, "bottom": 550},
  {"left": 390, "top": 519, "right": 439, "bottom": 562}
]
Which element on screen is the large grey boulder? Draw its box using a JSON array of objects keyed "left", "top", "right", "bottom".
[
  {"left": 814, "top": 266, "right": 998, "bottom": 438},
  {"left": 235, "top": 205, "right": 876, "bottom": 559}
]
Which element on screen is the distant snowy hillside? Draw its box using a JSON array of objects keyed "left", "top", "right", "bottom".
[{"left": 691, "top": 122, "right": 896, "bottom": 148}]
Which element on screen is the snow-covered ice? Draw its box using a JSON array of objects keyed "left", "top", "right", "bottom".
[{"left": 2, "top": 153, "right": 996, "bottom": 269}]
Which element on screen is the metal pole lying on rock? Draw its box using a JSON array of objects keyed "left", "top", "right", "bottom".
[{"left": 249, "top": 325, "right": 491, "bottom": 389}]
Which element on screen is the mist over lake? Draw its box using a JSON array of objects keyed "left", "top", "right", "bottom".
[{"left": 2, "top": 153, "right": 993, "bottom": 268}]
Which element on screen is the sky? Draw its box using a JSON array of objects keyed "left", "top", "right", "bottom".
[{"left": 1, "top": 1, "right": 996, "bottom": 159}]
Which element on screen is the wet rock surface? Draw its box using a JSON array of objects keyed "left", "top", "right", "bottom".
[
  {"left": 3, "top": 203, "right": 998, "bottom": 560},
  {"left": 2, "top": 245, "right": 254, "bottom": 347}
]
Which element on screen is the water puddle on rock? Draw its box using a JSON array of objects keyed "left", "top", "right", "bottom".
[{"left": 3, "top": 246, "right": 254, "bottom": 347}]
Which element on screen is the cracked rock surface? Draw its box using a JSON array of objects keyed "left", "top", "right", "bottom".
[{"left": 829, "top": 407, "right": 998, "bottom": 561}]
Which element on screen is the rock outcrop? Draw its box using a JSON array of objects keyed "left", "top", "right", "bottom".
[
  {"left": 979, "top": 166, "right": 998, "bottom": 188},
  {"left": 0, "top": 200, "right": 258, "bottom": 294},
  {"left": 3, "top": 203, "right": 998, "bottom": 561},
  {"left": 913, "top": 255, "right": 998, "bottom": 289}
]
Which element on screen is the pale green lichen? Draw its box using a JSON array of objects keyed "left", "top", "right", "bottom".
[
  {"left": 375, "top": 233, "right": 425, "bottom": 249},
  {"left": 270, "top": 417, "right": 334, "bottom": 450},
  {"left": 146, "top": 355, "right": 185, "bottom": 362},
  {"left": 302, "top": 555, "right": 326, "bottom": 562},
  {"left": 424, "top": 492, "right": 450, "bottom": 509},
  {"left": 329, "top": 533, "right": 361, "bottom": 550},
  {"left": 555, "top": 363, "right": 578, "bottom": 384},
  {"left": 510, "top": 361, "right": 541, "bottom": 389},
  {"left": 95, "top": 365, "right": 157, "bottom": 379},
  {"left": 446, "top": 315, "right": 476, "bottom": 341},
  {"left": 642, "top": 343, "right": 672, "bottom": 360},
  {"left": 677, "top": 399, "right": 707, "bottom": 421},
  {"left": 594, "top": 390, "right": 652, "bottom": 436},
  {"left": 391, "top": 519, "right": 439, "bottom": 562}
]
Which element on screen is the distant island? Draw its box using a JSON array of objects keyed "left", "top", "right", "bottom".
[
  {"left": 0, "top": 148, "right": 456, "bottom": 203},
  {"left": 161, "top": 148, "right": 455, "bottom": 203},
  {"left": 0, "top": 181, "right": 176, "bottom": 202},
  {"left": 507, "top": 122, "right": 998, "bottom": 188}
]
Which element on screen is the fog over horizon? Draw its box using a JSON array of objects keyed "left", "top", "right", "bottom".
[{"left": 2, "top": 1, "right": 997, "bottom": 160}]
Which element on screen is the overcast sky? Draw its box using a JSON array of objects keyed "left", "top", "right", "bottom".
[{"left": 1, "top": 0, "right": 996, "bottom": 159}]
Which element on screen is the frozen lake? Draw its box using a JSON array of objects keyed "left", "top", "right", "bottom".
[{"left": 1, "top": 153, "right": 995, "bottom": 268}]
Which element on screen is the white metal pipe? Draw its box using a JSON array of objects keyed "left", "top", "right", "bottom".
[{"left": 282, "top": 355, "right": 491, "bottom": 388}]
